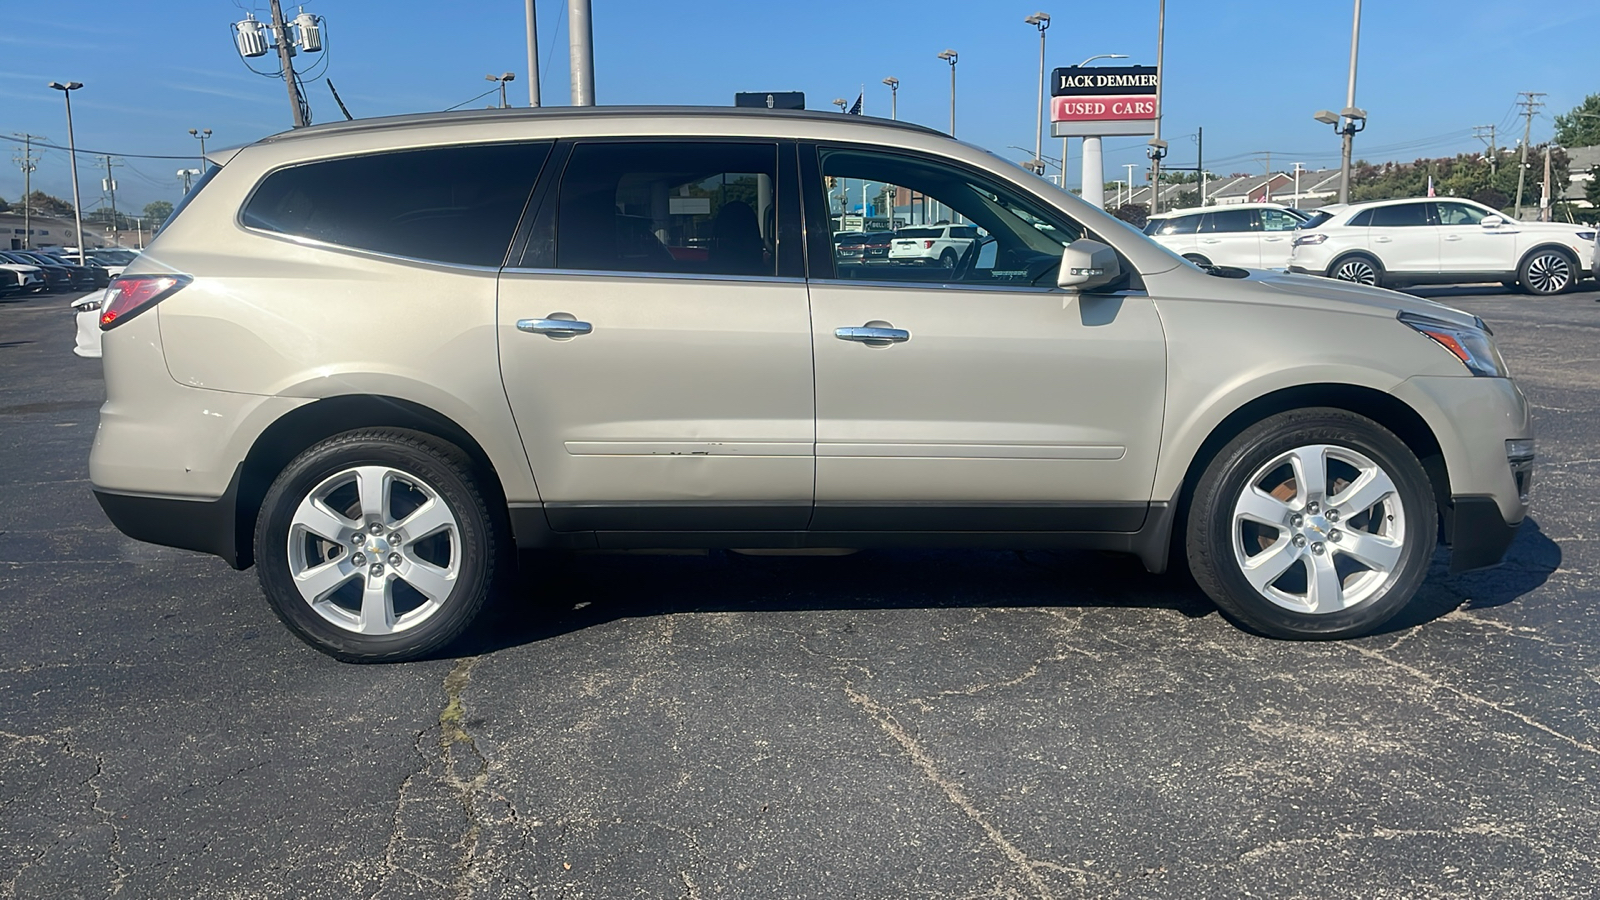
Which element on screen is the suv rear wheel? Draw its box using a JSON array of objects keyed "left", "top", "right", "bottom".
[
  {"left": 1186, "top": 408, "right": 1435, "bottom": 639},
  {"left": 1330, "top": 254, "right": 1383, "bottom": 287},
  {"left": 254, "top": 429, "right": 501, "bottom": 662}
]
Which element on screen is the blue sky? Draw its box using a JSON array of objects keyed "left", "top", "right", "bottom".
[{"left": 2, "top": 0, "right": 1597, "bottom": 212}]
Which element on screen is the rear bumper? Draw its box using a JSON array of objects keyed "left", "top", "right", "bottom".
[
  {"left": 1447, "top": 494, "right": 1521, "bottom": 572},
  {"left": 93, "top": 464, "right": 248, "bottom": 569}
]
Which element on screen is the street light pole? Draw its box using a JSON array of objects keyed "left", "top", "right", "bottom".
[
  {"left": 938, "top": 50, "right": 958, "bottom": 136},
  {"left": 189, "top": 128, "right": 211, "bottom": 164},
  {"left": 567, "top": 0, "right": 595, "bottom": 106},
  {"left": 1148, "top": 0, "right": 1167, "bottom": 215},
  {"left": 882, "top": 77, "right": 898, "bottom": 120},
  {"left": 1025, "top": 13, "right": 1051, "bottom": 171},
  {"left": 487, "top": 73, "right": 516, "bottom": 108},
  {"left": 47, "top": 81, "right": 87, "bottom": 263},
  {"left": 1340, "top": 0, "right": 1362, "bottom": 205}
]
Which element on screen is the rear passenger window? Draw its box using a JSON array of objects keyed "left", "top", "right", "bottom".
[
  {"left": 1150, "top": 215, "right": 1198, "bottom": 235},
  {"left": 1347, "top": 209, "right": 1374, "bottom": 227},
  {"left": 1369, "top": 203, "right": 1429, "bottom": 227},
  {"left": 1202, "top": 209, "right": 1258, "bottom": 233},
  {"left": 553, "top": 142, "right": 779, "bottom": 277},
  {"left": 242, "top": 143, "right": 550, "bottom": 267}
]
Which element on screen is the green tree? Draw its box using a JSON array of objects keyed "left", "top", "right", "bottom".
[
  {"left": 1553, "top": 93, "right": 1600, "bottom": 148},
  {"left": 1589, "top": 167, "right": 1600, "bottom": 206},
  {"left": 143, "top": 200, "right": 174, "bottom": 225},
  {"left": 24, "top": 191, "right": 73, "bottom": 217}
]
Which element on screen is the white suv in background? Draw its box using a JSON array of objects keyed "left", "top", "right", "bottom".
[
  {"left": 1143, "top": 204, "right": 1309, "bottom": 270},
  {"left": 889, "top": 224, "right": 979, "bottom": 267},
  {"left": 1290, "top": 197, "right": 1597, "bottom": 295}
]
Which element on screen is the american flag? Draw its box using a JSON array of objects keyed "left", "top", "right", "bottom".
[
  {"left": 1427, "top": 175, "right": 1436, "bottom": 198},
  {"left": 848, "top": 93, "right": 863, "bottom": 115}
]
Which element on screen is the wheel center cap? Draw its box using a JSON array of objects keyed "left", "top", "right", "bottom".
[
  {"left": 1302, "top": 515, "right": 1332, "bottom": 538},
  {"left": 366, "top": 534, "right": 392, "bottom": 555}
]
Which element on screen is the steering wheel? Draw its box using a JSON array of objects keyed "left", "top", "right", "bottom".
[{"left": 951, "top": 235, "right": 995, "bottom": 282}]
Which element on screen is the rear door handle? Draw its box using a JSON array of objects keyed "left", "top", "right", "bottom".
[
  {"left": 835, "top": 324, "right": 910, "bottom": 345},
  {"left": 517, "top": 315, "right": 593, "bottom": 339},
  {"left": 1373, "top": 236, "right": 1393, "bottom": 243},
  {"left": 1444, "top": 235, "right": 1463, "bottom": 241}
]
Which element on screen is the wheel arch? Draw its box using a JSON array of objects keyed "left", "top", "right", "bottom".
[
  {"left": 231, "top": 395, "right": 513, "bottom": 569},
  {"left": 1167, "top": 383, "right": 1450, "bottom": 554}
]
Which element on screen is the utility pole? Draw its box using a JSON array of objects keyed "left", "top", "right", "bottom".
[
  {"left": 1514, "top": 91, "right": 1545, "bottom": 219},
  {"left": 1196, "top": 126, "right": 1205, "bottom": 205},
  {"left": 568, "top": 0, "right": 595, "bottom": 106},
  {"left": 12, "top": 133, "right": 43, "bottom": 249},
  {"left": 1540, "top": 142, "right": 1553, "bottom": 222},
  {"left": 525, "top": 0, "right": 541, "bottom": 107},
  {"left": 1148, "top": 0, "right": 1166, "bottom": 214},
  {"left": 267, "top": 0, "right": 308, "bottom": 127},
  {"left": 97, "top": 154, "right": 122, "bottom": 245},
  {"left": 1473, "top": 124, "right": 1497, "bottom": 173}
]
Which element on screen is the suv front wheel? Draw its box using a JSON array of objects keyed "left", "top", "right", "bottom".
[
  {"left": 1518, "top": 248, "right": 1576, "bottom": 296},
  {"left": 1186, "top": 408, "right": 1435, "bottom": 639},
  {"left": 254, "top": 429, "right": 501, "bottom": 662}
]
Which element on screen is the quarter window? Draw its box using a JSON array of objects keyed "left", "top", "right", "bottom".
[
  {"left": 242, "top": 143, "right": 550, "bottom": 266},
  {"left": 1369, "top": 203, "right": 1431, "bottom": 227},
  {"left": 552, "top": 142, "right": 780, "bottom": 277}
]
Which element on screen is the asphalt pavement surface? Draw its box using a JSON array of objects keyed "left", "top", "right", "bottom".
[{"left": 2, "top": 282, "right": 1598, "bottom": 899}]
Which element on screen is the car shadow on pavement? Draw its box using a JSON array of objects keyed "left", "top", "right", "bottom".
[
  {"left": 455, "top": 546, "right": 1217, "bottom": 658},
  {"left": 1374, "top": 515, "right": 1560, "bottom": 634},
  {"left": 449, "top": 516, "right": 1560, "bottom": 657}
]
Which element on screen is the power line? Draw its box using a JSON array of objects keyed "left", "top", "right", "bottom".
[{"left": 0, "top": 133, "right": 193, "bottom": 160}]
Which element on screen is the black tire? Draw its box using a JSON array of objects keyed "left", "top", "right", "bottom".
[
  {"left": 1501, "top": 280, "right": 1526, "bottom": 294},
  {"left": 1328, "top": 253, "right": 1385, "bottom": 288},
  {"left": 1185, "top": 408, "right": 1436, "bottom": 640},
  {"left": 1518, "top": 248, "right": 1577, "bottom": 296},
  {"left": 939, "top": 249, "right": 958, "bottom": 269},
  {"left": 254, "top": 428, "right": 502, "bottom": 662},
  {"left": 1183, "top": 254, "right": 1213, "bottom": 268}
]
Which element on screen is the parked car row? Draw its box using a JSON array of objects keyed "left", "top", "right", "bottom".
[
  {"left": 0, "top": 248, "right": 130, "bottom": 296},
  {"left": 833, "top": 224, "right": 979, "bottom": 268},
  {"left": 1144, "top": 198, "right": 1595, "bottom": 295}
]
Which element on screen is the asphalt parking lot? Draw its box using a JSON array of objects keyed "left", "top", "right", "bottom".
[{"left": 2, "top": 282, "right": 1598, "bottom": 899}]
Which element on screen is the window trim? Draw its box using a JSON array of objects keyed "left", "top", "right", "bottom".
[
  {"left": 516, "top": 136, "right": 795, "bottom": 280},
  {"left": 800, "top": 140, "right": 1117, "bottom": 290},
  {"left": 235, "top": 140, "right": 553, "bottom": 270}
]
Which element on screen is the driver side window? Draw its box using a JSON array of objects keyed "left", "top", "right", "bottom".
[{"left": 814, "top": 147, "right": 1084, "bottom": 286}]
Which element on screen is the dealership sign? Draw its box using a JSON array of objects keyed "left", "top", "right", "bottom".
[{"left": 1050, "top": 65, "right": 1158, "bottom": 137}]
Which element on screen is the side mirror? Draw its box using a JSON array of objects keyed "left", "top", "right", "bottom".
[
  {"left": 1057, "top": 239, "right": 1122, "bottom": 291},
  {"left": 1480, "top": 215, "right": 1505, "bottom": 228}
]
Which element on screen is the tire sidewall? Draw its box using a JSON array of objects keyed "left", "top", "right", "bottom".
[
  {"left": 255, "top": 431, "right": 494, "bottom": 662},
  {"left": 1519, "top": 248, "right": 1574, "bottom": 296},
  {"left": 1190, "top": 410, "right": 1435, "bottom": 639}
]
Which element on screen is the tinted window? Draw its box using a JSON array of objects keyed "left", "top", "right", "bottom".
[
  {"left": 896, "top": 227, "right": 942, "bottom": 238},
  {"left": 951, "top": 226, "right": 981, "bottom": 240},
  {"left": 243, "top": 143, "right": 549, "bottom": 266},
  {"left": 1201, "top": 209, "right": 1258, "bottom": 234},
  {"left": 555, "top": 142, "right": 778, "bottom": 277},
  {"left": 1435, "top": 202, "right": 1487, "bottom": 226},
  {"left": 1346, "top": 209, "right": 1373, "bottom": 227},
  {"left": 1149, "top": 214, "right": 1199, "bottom": 236},
  {"left": 1369, "top": 203, "right": 1430, "bottom": 227}
]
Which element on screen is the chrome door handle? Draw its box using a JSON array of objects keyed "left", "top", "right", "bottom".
[
  {"left": 1373, "top": 236, "right": 1393, "bottom": 243},
  {"left": 517, "top": 315, "right": 593, "bottom": 338},
  {"left": 1444, "top": 235, "right": 1463, "bottom": 241},
  {"left": 835, "top": 324, "right": 910, "bottom": 345},
  {"left": 1200, "top": 238, "right": 1222, "bottom": 244}
]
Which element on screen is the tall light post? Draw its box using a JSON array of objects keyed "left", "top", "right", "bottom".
[
  {"left": 832, "top": 97, "right": 849, "bottom": 113},
  {"left": 1024, "top": 13, "right": 1051, "bottom": 172},
  {"left": 882, "top": 77, "right": 899, "bottom": 120},
  {"left": 1314, "top": 0, "right": 1365, "bottom": 204},
  {"left": 524, "top": 0, "right": 541, "bottom": 107},
  {"left": 47, "top": 81, "right": 87, "bottom": 263},
  {"left": 189, "top": 128, "right": 212, "bottom": 163},
  {"left": 1147, "top": 0, "right": 1167, "bottom": 214},
  {"left": 486, "top": 72, "right": 516, "bottom": 108},
  {"left": 567, "top": 0, "right": 595, "bottom": 106},
  {"left": 938, "top": 49, "right": 958, "bottom": 136},
  {"left": 1075, "top": 54, "right": 1128, "bottom": 208}
]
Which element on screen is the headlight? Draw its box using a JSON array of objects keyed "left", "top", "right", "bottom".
[
  {"left": 1398, "top": 312, "right": 1509, "bottom": 377},
  {"left": 1292, "top": 233, "right": 1327, "bottom": 246},
  {"left": 1575, "top": 231, "right": 1596, "bottom": 241}
]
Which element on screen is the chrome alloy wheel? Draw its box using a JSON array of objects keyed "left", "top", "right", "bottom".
[
  {"left": 1230, "top": 444, "right": 1407, "bottom": 615},
  {"left": 1332, "top": 258, "right": 1378, "bottom": 285},
  {"left": 1524, "top": 251, "right": 1572, "bottom": 295},
  {"left": 286, "top": 465, "right": 461, "bottom": 635}
]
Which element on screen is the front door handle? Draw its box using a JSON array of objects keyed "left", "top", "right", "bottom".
[
  {"left": 835, "top": 323, "right": 910, "bottom": 345},
  {"left": 517, "top": 314, "right": 593, "bottom": 339}
]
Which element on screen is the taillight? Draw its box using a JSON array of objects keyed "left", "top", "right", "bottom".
[
  {"left": 924, "top": 240, "right": 934, "bottom": 248},
  {"left": 100, "top": 274, "right": 191, "bottom": 330}
]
